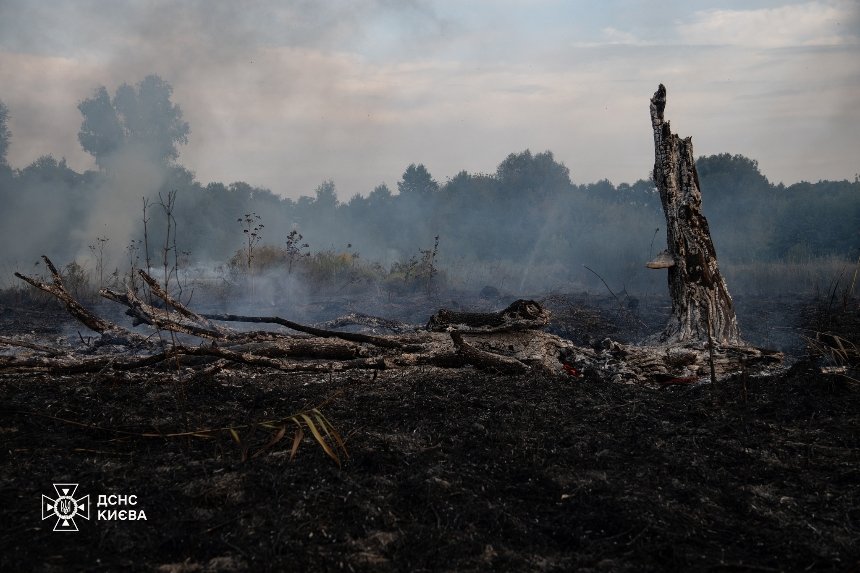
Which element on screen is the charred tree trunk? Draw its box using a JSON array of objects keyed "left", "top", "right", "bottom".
[{"left": 650, "top": 84, "right": 741, "bottom": 345}]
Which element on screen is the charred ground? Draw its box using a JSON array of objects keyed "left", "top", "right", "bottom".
[{"left": 1, "top": 294, "right": 858, "bottom": 572}]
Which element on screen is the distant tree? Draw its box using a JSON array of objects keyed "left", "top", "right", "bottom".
[
  {"left": 347, "top": 192, "right": 366, "bottom": 209},
  {"left": 77, "top": 87, "right": 124, "bottom": 165},
  {"left": 0, "top": 100, "right": 10, "bottom": 167},
  {"left": 314, "top": 179, "right": 338, "bottom": 209},
  {"left": 693, "top": 153, "right": 776, "bottom": 260},
  {"left": 19, "top": 155, "right": 82, "bottom": 186},
  {"left": 77, "top": 75, "right": 189, "bottom": 167},
  {"left": 626, "top": 179, "right": 661, "bottom": 209},
  {"left": 695, "top": 153, "right": 771, "bottom": 199},
  {"left": 770, "top": 180, "right": 860, "bottom": 259},
  {"left": 445, "top": 170, "right": 472, "bottom": 190},
  {"left": 228, "top": 181, "right": 255, "bottom": 200},
  {"left": 582, "top": 179, "right": 616, "bottom": 198},
  {"left": 495, "top": 150, "right": 572, "bottom": 198},
  {"left": 398, "top": 164, "right": 438, "bottom": 197},
  {"left": 367, "top": 183, "right": 393, "bottom": 204}
]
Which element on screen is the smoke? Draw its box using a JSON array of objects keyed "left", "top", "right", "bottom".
[{"left": 70, "top": 145, "right": 168, "bottom": 264}]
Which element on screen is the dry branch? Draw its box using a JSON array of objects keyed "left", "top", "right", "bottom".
[
  {"left": 14, "top": 256, "right": 146, "bottom": 345},
  {"left": 217, "top": 338, "right": 366, "bottom": 360},
  {"left": 0, "top": 336, "right": 64, "bottom": 356},
  {"left": 201, "top": 313, "right": 409, "bottom": 349},
  {"left": 0, "top": 351, "right": 175, "bottom": 375},
  {"left": 7, "top": 256, "right": 556, "bottom": 376},
  {"left": 101, "top": 287, "right": 226, "bottom": 339},
  {"left": 314, "top": 313, "right": 416, "bottom": 334},
  {"left": 172, "top": 345, "right": 389, "bottom": 373},
  {"left": 0, "top": 345, "right": 385, "bottom": 375},
  {"left": 137, "top": 270, "right": 225, "bottom": 333},
  {"left": 15, "top": 257, "right": 122, "bottom": 336}
]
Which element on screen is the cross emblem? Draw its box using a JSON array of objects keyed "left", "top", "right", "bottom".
[{"left": 42, "top": 484, "right": 90, "bottom": 531}]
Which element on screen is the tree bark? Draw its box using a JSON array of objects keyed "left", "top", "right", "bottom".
[{"left": 650, "top": 84, "right": 741, "bottom": 345}]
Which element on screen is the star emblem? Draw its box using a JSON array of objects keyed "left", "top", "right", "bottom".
[{"left": 42, "top": 484, "right": 89, "bottom": 532}]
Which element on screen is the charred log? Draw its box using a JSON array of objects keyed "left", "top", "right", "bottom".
[
  {"left": 427, "top": 299, "right": 550, "bottom": 332},
  {"left": 314, "top": 313, "right": 416, "bottom": 334},
  {"left": 450, "top": 331, "right": 529, "bottom": 374},
  {"left": 200, "top": 312, "right": 409, "bottom": 350}
]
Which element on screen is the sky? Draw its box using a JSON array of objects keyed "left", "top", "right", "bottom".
[{"left": 0, "top": 0, "right": 858, "bottom": 199}]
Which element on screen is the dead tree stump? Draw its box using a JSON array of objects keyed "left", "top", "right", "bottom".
[{"left": 649, "top": 84, "right": 741, "bottom": 345}]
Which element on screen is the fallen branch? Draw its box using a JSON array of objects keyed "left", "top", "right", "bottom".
[
  {"left": 137, "top": 269, "right": 225, "bottom": 333},
  {"left": 14, "top": 256, "right": 141, "bottom": 341},
  {"left": 0, "top": 344, "right": 387, "bottom": 375},
  {"left": 450, "top": 331, "right": 529, "bottom": 374},
  {"left": 101, "top": 287, "right": 226, "bottom": 339},
  {"left": 0, "top": 336, "right": 64, "bottom": 356},
  {"left": 314, "top": 312, "right": 417, "bottom": 334},
  {"left": 201, "top": 313, "right": 409, "bottom": 349}
]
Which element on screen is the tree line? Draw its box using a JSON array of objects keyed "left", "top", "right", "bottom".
[{"left": 0, "top": 76, "right": 857, "bottom": 294}]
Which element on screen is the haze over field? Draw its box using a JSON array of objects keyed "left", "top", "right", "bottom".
[
  {"left": 0, "top": 1, "right": 857, "bottom": 302},
  {"left": 1, "top": 0, "right": 858, "bottom": 198}
]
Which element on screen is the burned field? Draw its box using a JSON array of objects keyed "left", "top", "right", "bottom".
[
  {"left": 1, "top": 292, "right": 858, "bottom": 573},
  {"left": 1, "top": 84, "right": 857, "bottom": 573}
]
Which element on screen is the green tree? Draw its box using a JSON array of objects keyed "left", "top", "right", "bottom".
[
  {"left": 695, "top": 153, "right": 771, "bottom": 200},
  {"left": 77, "top": 75, "right": 189, "bottom": 166},
  {"left": 771, "top": 180, "right": 860, "bottom": 259},
  {"left": 397, "top": 164, "right": 438, "bottom": 197},
  {"left": 368, "top": 182, "right": 393, "bottom": 204},
  {"left": 314, "top": 179, "right": 339, "bottom": 209},
  {"left": 18, "top": 155, "right": 81, "bottom": 186},
  {"left": 495, "top": 149, "right": 572, "bottom": 197},
  {"left": 77, "top": 86, "right": 123, "bottom": 165},
  {"left": 694, "top": 153, "right": 775, "bottom": 260}
]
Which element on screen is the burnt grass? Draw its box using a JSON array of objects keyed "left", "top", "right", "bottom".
[{"left": 1, "top": 298, "right": 859, "bottom": 572}]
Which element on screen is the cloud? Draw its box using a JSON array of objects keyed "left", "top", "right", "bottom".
[
  {"left": 601, "top": 27, "right": 641, "bottom": 45},
  {"left": 680, "top": 1, "right": 859, "bottom": 48}
]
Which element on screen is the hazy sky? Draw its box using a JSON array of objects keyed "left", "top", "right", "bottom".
[{"left": 0, "top": 0, "right": 858, "bottom": 198}]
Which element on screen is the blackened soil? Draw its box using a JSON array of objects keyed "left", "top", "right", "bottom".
[
  {"left": 1, "top": 359, "right": 858, "bottom": 572},
  {"left": 1, "top": 296, "right": 859, "bottom": 572}
]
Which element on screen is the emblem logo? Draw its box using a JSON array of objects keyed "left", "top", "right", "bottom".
[{"left": 42, "top": 484, "right": 90, "bottom": 531}]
